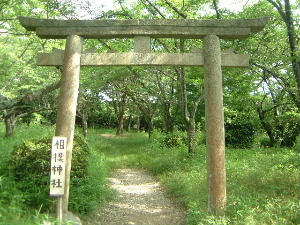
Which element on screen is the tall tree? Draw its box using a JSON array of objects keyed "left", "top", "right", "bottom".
[
  {"left": 266, "top": 0, "right": 300, "bottom": 110},
  {"left": 1, "top": 80, "right": 60, "bottom": 137}
]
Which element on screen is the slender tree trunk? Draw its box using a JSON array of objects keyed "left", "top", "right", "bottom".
[
  {"left": 267, "top": 0, "right": 300, "bottom": 110},
  {"left": 179, "top": 65, "right": 198, "bottom": 154},
  {"left": 136, "top": 116, "right": 140, "bottom": 133},
  {"left": 187, "top": 118, "right": 197, "bottom": 155},
  {"left": 177, "top": 39, "right": 201, "bottom": 155},
  {"left": 108, "top": 112, "right": 113, "bottom": 128},
  {"left": 148, "top": 117, "right": 154, "bottom": 138},
  {"left": 162, "top": 102, "right": 174, "bottom": 133},
  {"left": 82, "top": 109, "right": 88, "bottom": 137},
  {"left": 256, "top": 107, "right": 276, "bottom": 147},
  {"left": 283, "top": 0, "right": 300, "bottom": 110},
  {"left": 116, "top": 93, "right": 127, "bottom": 135},
  {"left": 116, "top": 114, "right": 125, "bottom": 135},
  {"left": 126, "top": 114, "right": 132, "bottom": 132}
]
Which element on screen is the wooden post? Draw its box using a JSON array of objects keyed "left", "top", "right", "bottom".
[
  {"left": 55, "top": 35, "right": 83, "bottom": 220},
  {"left": 203, "top": 34, "right": 226, "bottom": 215}
]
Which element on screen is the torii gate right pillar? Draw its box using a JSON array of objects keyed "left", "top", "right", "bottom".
[
  {"left": 18, "top": 15, "right": 270, "bottom": 219},
  {"left": 204, "top": 34, "right": 226, "bottom": 215}
]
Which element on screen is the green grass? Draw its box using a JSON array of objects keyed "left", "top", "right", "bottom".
[
  {"left": 0, "top": 125, "right": 299, "bottom": 224},
  {"left": 86, "top": 129, "right": 299, "bottom": 225},
  {"left": 0, "top": 125, "right": 112, "bottom": 224},
  {"left": 0, "top": 124, "right": 55, "bottom": 171}
]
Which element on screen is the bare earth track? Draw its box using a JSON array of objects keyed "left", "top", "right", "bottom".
[{"left": 84, "top": 168, "right": 187, "bottom": 225}]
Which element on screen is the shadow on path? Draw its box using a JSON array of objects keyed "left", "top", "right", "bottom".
[{"left": 84, "top": 168, "right": 187, "bottom": 225}]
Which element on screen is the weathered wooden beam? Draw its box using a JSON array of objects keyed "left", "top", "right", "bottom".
[
  {"left": 18, "top": 16, "right": 270, "bottom": 40},
  {"left": 37, "top": 52, "right": 249, "bottom": 67}
]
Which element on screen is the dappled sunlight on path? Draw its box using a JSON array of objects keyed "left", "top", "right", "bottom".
[{"left": 85, "top": 168, "right": 187, "bottom": 225}]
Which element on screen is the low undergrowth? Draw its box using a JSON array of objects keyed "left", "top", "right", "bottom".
[
  {"left": 0, "top": 125, "right": 298, "bottom": 224},
  {"left": 87, "top": 129, "right": 299, "bottom": 225},
  {"left": 0, "top": 125, "right": 112, "bottom": 224}
]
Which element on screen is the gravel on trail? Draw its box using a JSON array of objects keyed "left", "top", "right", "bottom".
[{"left": 83, "top": 168, "right": 187, "bottom": 225}]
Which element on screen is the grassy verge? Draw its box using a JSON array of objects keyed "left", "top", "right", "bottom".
[
  {"left": 0, "top": 125, "right": 112, "bottom": 224},
  {"left": 86, "top": 129, "right": 299, "bottom": 225},
  {"left": 0, "top": 124, "right": 55, "bottom": 224},
  {"left": 0, "top": 126, "right": 298, "bottom": 224}
]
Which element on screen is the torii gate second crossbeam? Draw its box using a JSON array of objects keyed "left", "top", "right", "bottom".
[{"left": 18, "top": 16, "right": 269, "bottom": 222}]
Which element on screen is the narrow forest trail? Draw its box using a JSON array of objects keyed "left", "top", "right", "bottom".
[{"left": 84, "top": 168, "right": 187, "bottom": 225}]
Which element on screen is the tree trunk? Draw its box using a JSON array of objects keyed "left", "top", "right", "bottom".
[
  {"left": 136, "top": 116, "right": 140, "bottom": 133},
  {"left": 177, "top": 39, "right": 202, "bottom": 155},
  {"left": 82, "top": 109, "right": 88, "bottom": 137},
  {"left": 126, "top": 114, "right": 132, "bottom": 132},
  {"left": 162, "top": 102, "right": 174, "bottom": 133},
  {"left": 5, "top": 112, "right": 16, "bottom": 138},
  {"left": 116, "top": 93, "right": 127, "bottom": 135},
  {"left": 116, "top": 115, "right": 125, "bottom": 135},
  {"left": 178, "top": 65, "right": 199, "bottom": 154},
  {"left": 1, "top": 80, "right": 60, "bottom": 137},
  {"left": 267, "top": 0, "right": 300, "bottom": 110},
  {"left": 187, "top": 118, "right": 197, "bottom": 155},
  {"left": 283, "top": 0, "right": 300, "bottom": 110},
  {"left": 148, "top": 117, "right": 154, "bottom": 138},
  {"left": 256, "top": 107, "right": 276, "bottom": 147}
]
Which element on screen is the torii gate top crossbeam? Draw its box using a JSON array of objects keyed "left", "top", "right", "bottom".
[{"left": 18, "top": 16, "right": 269, "bottom": 40}]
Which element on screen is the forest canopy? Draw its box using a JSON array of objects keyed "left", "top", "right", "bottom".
[{"left": 0, "top": 0, "right": 299, "bottom": 149}]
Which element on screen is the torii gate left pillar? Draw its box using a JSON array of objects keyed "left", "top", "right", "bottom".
[
  {"left": 18, "top": 16, "right": 269, "bottom": 220},
  {"left": 55, "top": 35, "right": 83, "bottom": 221}
]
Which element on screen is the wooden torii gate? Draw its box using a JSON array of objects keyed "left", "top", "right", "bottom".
[{"left": 18, "top": 16, "right": 269, "bottom": 221}]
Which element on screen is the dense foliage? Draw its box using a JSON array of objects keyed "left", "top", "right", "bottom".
[
  {"left": 0, "top": 0, "right": 299, "bottom": 224},
  {"left": 8, "top": 135, "right": 89, "bottom": 211},
  {"left": 225, "top": 110, "right": 255, "bottom": 148},
  {"left": 1, "top": 0, "right": 299, "bottom": 149},
  {"left": 0, "top": 124, "right": 113, "bottom": 224},
  {"left": 85, "top": 130, "right": 299, "bottom": 225},
  {"left": 160, "top": 131, "right": 188, "bottom": 148}
]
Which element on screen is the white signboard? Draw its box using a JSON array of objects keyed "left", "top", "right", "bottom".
[{"left": 50, "top": 136, "right": 67, "bottom": 197}]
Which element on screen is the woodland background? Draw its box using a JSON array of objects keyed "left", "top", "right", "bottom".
[
  {"left": 0, "top": 0, "right": 299, "bottom": 224},
  {"left": 0, "top": 0, "right": 299, "bottom": 151}
]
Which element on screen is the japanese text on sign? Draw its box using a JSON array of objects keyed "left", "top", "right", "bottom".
[{"left": 50, "top": 137, "right": 67, "bottom": 196}]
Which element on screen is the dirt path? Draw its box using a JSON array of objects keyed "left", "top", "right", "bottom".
[{"left": 84, "top": 168, "right": 187, "bottom": 225}]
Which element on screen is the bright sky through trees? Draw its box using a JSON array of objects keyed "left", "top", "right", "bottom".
[
  {"left": 75, "top": 0, "right": 262, "bottom": 19},
  {"left": 92, "top": 0, "right": 261, "bottom": 12}
]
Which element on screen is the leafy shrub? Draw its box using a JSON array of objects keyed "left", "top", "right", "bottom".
[
  {"left": 294, "top": 135, "right": 300, "bottom": 152},
  {"left": 8, "top": 135, "right": 90, "bottom": 212},
  {"left": 160, "top": 132, "right": 187, "bottom": 148},
  {"left": 0, "top": 176, "right": 26, "bottom": 217},
  {"left": 278, "top": 111, "right": 300, "bottom": 148},
  {"left": 260, "top": 137, "right": 272, "bottom": 148},
  {"left": 225, "top": 111, "right": 255, "bottom": 148}
]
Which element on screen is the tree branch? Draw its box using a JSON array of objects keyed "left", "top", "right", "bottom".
[
  {"left": 14, "top": 107, "right": 53, "bottom": 121},
  {"left": 252, "top": 61, "right": 298, "bottom": 105},
  {"left": 164, "top": 0, "right": 187, "bottom": 19},
  {"left": 266, "top": 0, "right": 286, "bottom": 21},
  {"left": 145, "top": 0, "right": 166, "bottom": 18},
  {"left": 212, "top": 0, "right": 221, "bottom": 19},
  {"left": 21, "top": 80, "right": 61, "bottom": 103},
  {"left": 1, "top": 80, "right": 61, "bottom": 111},
  {"left": 191, "top": 90, "right": 204, "bottom": 118}
]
